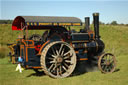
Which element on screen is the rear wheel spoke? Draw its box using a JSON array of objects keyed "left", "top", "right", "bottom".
[
  {"left": 50, "top": 60, "right": 55, "bottom": 64},
  {"left": 62, "top": 66, "right": 67, "bottom": 71},
  {"left": 64, "top": 56, "right": 70, "bottom": 59},
  {"left": 59, "top": 65, "right": 62, "bottom": 75},
  {"left": 57, "top": 68, "right": 59, "bottom": 76},
  {"left": 64, "top": 62, "right": 69, "bottom": 68},
  {"left": 64, "top": 50, "right": 71, "bottom": 56},
  {"left": 54, "top": 46, "right": 59, "bottom": 56},
  {"left": 51, "top": 64, "right": 57, "bottom": 72},
  {"left": 48, "top": 64, "right": 54, "bottom": 71},
  {"left": 61, "top": 48, "right": 65, "bottom": 56},
  {"left": 46, "top": 57, "right": 54, "bottom": 60},
  {"left": 65, "top": 60, "right": 72, "bottom": 63},
  {"left": 59, "top": 44, "right": 64, "bottom": 54},
  {"left": 51, "top": 55, "right": 57, "bottom": 58},
  {"left": 64, "top": 53, "right": 73, "bottom": 59},
  {"left": 51, "top": 47, "right": 56, "bottom": 55}
]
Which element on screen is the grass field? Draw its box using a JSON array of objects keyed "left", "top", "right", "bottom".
[{"left": 0, "top": 24, "right": 128, "bottom": 85}]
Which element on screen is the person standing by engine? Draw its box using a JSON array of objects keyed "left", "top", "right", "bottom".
[{"left": 15, "top": 56, "right": 24, "bottom": 73}]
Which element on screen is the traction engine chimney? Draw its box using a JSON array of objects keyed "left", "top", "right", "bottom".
[
  {"left": 93, "top": 13, "right": 100, "bottom": 40},
  {"left": 85, "top": 17, "right": 90, "bottom": 32}
]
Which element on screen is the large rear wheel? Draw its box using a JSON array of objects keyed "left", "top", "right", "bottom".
[{"left": 41, "top": 41, "right": 76, "bottom": 78}]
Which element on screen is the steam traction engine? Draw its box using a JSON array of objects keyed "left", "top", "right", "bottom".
[{"left": 8, "top": 13, "right": 116, "bottom": 78}]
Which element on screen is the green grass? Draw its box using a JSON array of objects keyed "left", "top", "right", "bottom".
[{"left": 0, "top": 24, "right": 128, "bottom": 85}]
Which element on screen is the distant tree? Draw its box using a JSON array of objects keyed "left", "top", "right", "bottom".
[
  {"left": 99, "top": 21, "right": 105, "bottom": 25},
  {"left": 0, "top": 20, "right": 13, "bottom": 24},
  {"left": 120, "top": 23, "right": 124, "bottom": 25},
  {"left": 111, "top": 21, "right": 118, "bottom": 25},
  {"left": 106, "top": 23, "right": 110, "bottom": 25},
  {"left": 126, "top": 24, "right": 128, "bottom": 26}
]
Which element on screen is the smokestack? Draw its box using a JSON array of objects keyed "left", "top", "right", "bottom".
[
  {"left": 93, "top": 13, "right": 100, "bottom": 40},
  {"left": 85, "top": 17, "right": 90, "bottom": 32}
]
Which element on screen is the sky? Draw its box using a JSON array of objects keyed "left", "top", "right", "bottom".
[{"left": 1, "top": 0, "right": 128, "bottom": 24}]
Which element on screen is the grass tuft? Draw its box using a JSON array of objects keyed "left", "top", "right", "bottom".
[{"left": 0, "top": 45, "right": 9, "bottom": 59}]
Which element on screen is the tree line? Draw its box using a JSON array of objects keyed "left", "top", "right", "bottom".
[
  {"left": 99, "top": 21, "right": 128, "bottom": 26},
  {"left": 0, "top": 20, "right": 13, "bottom": 24}
]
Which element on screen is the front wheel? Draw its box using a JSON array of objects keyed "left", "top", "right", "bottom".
[
  {"left": 98, "top": 53, "right": 116, "bottom": 73},
  {"left": 40, "top": 41, "right": 77, "bottom": 78}
]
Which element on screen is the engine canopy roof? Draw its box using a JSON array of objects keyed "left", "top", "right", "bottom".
[{"left": 12, "top": 16, "right": 82, "bottom": 30}]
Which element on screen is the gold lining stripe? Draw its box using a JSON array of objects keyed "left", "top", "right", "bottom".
[
  {"left": 72, "top": 23, "right": 81, "bottom": 25},
  {"left": 59, "top": 23, "right": 71, "bottom": 26},
  {"left": 79, "top": 58, "right": 88, "bottom": 61},
  {"left": 39, "top": 23, "right": 52, "bottom": 25},
  {"left": 26, "top": 22, "right": 81, "bottom": 26}
]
